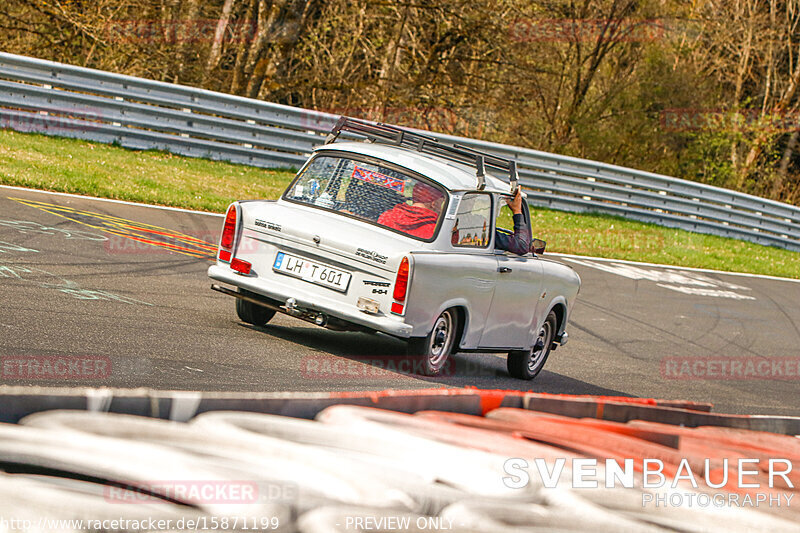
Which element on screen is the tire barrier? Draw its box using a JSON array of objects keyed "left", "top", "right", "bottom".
[
  {"left": 316, "top": 404, "right": 584, "bottom": 465},
  {"left": 0, "top": 419, "right": 292, "bottom": 529},
  {"left": 0, "top": 389, "right": 798, "bottom": 531},
  {"left": 0, "top": 386, "right": 503, "bottom": 423},
  {"left": 4, "top": 387, "right": 795, "bottom": 432},
  {"left": 191, "top": 410, "right": 540, "bottom": 501},
  {"left": 21, "top": 411, "right": 414, "bottom": 515}
]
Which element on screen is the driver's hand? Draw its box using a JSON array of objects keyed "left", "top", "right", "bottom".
[{"left": 505, "top": 189, "right": 523, "bottom": 215}]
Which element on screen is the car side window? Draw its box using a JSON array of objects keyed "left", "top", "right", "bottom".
[
  {"left": 451, "top": 193, "right": 492, "bottom": 248},
  {"left": 495, "top": 200, "right": 514, "bottom": 248},
  {"left": 495, "top": 195, "right": 533, "bottom": 256},
  {"left": 496, "top": 196, "right": 513, "bottom": 225}
]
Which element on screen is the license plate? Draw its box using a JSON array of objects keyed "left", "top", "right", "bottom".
[{"left": 273, "top": 252, "right": 351, "bottom": 293}]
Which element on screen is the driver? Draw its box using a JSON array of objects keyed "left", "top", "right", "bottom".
[
  {"left": 495, "top": 189, "right": 531, "bottom": 256},
  {"left": 377, "top": 182, "right": 445, "bottom": 239}
]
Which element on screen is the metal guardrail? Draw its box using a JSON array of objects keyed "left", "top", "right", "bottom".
[{"left": 0, "top": 52, "right": 798, "bottom": 251}]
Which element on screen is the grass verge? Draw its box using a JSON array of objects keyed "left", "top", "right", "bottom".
[
  {"left": 1, "top": 129, "right": 798, "bottom": 278},
  {"left": 0, "top": 130, "right": 295, "bottom": 212}
]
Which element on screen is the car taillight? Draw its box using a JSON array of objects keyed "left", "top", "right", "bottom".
[
  {"left": 393, "top": 257, "right": 410, "bottom": 302},
  {"left": 219, "top": 204, "right": 237, "bottom": 259},
  {"left": 231, "top": 258, "right": 252, "bottom": 275}
]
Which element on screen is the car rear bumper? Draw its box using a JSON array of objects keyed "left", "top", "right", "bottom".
[{"left": 208, "top": 264, "right": 414, "bottom": 338}]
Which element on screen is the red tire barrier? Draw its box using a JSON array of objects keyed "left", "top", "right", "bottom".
[
  {"left": 516, "top": 393, "right": 800, "bottom": 435},
  {"left": 419, "top": 408, "right": 799, "bottom": 508}
]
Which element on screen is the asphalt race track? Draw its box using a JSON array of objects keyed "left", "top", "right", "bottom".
[{"left": 1, "top": 186, "right": 798, "bottom": 416}]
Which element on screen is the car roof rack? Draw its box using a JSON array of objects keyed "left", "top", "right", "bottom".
[{"left": 325, "top": 116, "right": 518, "bottom": 192}]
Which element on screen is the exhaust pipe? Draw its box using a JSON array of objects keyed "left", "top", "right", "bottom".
[{"left": 211, "top": 285, "right": 350, "bottom": 332}]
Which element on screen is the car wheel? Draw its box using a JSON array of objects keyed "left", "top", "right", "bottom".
[
  {"left": 407, "top": 308, "right": 458, "bottom": 376},
  {"left": 507, "top": 310, "right": 557, "bottom": 380},
  {"left": 235, "top": 292, "right": 276, "bottom": 326}
]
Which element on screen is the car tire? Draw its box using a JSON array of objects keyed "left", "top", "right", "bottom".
[
  {"left": 236, "top": 292, "right": 276, "bottom": 326},
  {"left": 507, "top": 310, "right": 557, "bottom": 380},
  {"left": 406, "top": 309, "right": 458, "bottom": 377}
]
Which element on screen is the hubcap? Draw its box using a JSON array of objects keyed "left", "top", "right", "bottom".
[
  {"left": 428, "top": 312, "right": 454, "bottom": 368},
  {"left": 528, "top": 321, "right": 552, "bottom": 372}
]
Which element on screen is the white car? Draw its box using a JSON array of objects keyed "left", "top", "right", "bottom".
[{"left": 209, "top": 118, "right": 580, "bottom": 378}]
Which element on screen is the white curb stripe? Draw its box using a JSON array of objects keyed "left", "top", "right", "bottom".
[
  {"left": 553, "top": 252, "right": 800, "bottom": 283},
  {"left": 0, "top": 184, "right": 224, "bottom": 217}
]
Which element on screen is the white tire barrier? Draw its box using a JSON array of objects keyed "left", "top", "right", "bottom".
[
  {"left": 193, "top": 410, "right": 539, "bottom": 501},
  {"left": 21, "top": 410, "right": 410, "bottom": 515}
]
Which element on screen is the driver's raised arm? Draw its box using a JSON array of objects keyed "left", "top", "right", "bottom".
[{"left": 495, "top": 189, "right": 531, "bottom": 256}]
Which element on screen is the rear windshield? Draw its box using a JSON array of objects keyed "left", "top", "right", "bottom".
[{"left": 284, "top": 155, "right": 447, "bottom": 240}]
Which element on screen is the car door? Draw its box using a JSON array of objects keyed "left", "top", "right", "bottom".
[
  {"left": 445, "top": 192, "right": 498, "bottom": 347},
  {"left": 479, "top": 197, "right": 542, "bottom": 350}
]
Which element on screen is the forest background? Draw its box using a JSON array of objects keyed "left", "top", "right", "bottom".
[{"left": 3, "top": 0, "right": 800, "bottom": 205}]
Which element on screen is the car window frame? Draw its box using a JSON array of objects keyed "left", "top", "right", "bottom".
[
  {"left": 493, "top": 194, "right": 533, "bottom": 257},
  {"left": 281, "top": 150, "right": 450, "bottom": 243},
  {"left": 450, "top": 191, "right": 494, "bottom": 251}
]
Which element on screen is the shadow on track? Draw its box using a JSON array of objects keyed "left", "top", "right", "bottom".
[{"left": 239, "top": 322, "right": 634, "bottom": 397}]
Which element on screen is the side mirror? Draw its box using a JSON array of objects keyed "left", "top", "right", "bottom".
[{"left": 531, "top": 238, "right": 546, "bottom": 255}]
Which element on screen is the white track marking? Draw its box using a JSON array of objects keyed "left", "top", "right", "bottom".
[
  {"left": 656, "top": 284, "right": 756, "bottom": 300},
  {"left": 0, "top": 241, "right": 39, "bottom": 254},
  {"left": 555, "top": 252, "right": 800, "bottom": 284},
  {"left": 566, "top": 259, "right": 756, "bottom": 300},
  {"left": 0, "top": 184, "right": 224, "bottom": 217},
  {"left": 565, "top": 259, "right": 752, "bottom": 290}
]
